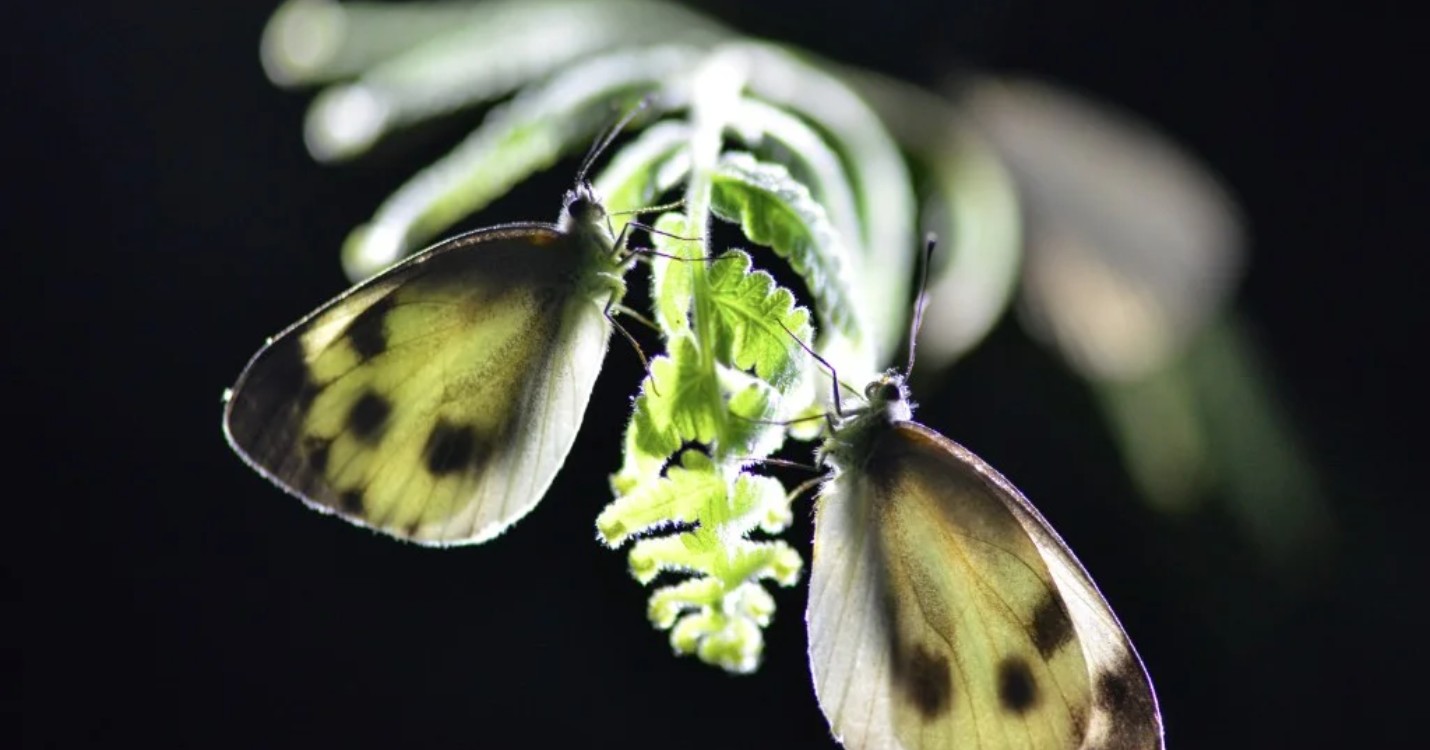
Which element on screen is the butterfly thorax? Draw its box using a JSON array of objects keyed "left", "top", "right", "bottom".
[
  {"left": 818, "top": 370, "right": 914, "bottom": 476},
  {"left": 558, "top": 182, "right": 626, "bottom": 300}
]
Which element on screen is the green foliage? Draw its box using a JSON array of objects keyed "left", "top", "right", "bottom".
[
  {"left": 259, "top": 0, "right": 1273, "bottom": 674},
  {"left": 600, "top": 450, "right": 799, "bottom": 673},
  {"left": 710, "top": 154, "right": 859, "bottom": 345},
  {"left": 336, "top": 45, "right": 697, "bottom": 280},
  {"left": 261, "top": 0, "right": 925, "bottom": 673},
  {"left": 703, "top": 249, "right": 809, "bottom": 387}
]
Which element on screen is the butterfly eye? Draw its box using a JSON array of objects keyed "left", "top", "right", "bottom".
[
  {"left": 864, "top": 380, "right": 902, "bottom": 402},
  {"left": 563, "top": 180, "right": 608, "bottom": 225},
  {"left": 566, "top": 196, "right": 596, "bottom": 221}
]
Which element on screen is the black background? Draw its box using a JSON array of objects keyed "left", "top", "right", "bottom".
[{"left": 13, "top": 1, "right": 1423, "bottom": 747}]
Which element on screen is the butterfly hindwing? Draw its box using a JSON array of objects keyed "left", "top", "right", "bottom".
[
  {"left": 224, "top": 224, "right": 614, "bottom": 545},
  {"left": 809, "top": 419, "right": 1161, "bottom": 749}
]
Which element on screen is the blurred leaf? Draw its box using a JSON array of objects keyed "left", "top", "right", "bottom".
[
  {"left": 1097, "top": 317, "right": 1332, "bottom": 567},
  {"left": 340, "top": 46, "right": 696, "bottom": 280},
  {"left": 840, "top": 68, "right": 1024, "bottom": 369},
  {"left": 737, "top": 43, "right": 916, "bottom": 366},
  {"left": 270, "top": 0, "right": 726, "bottom": 159},
  {"left": 965, "top": 77, "right": 1245, "bottom": 382}
]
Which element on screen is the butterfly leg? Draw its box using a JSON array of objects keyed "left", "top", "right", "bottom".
[
  {"left": 610, "top": 199, "right": 686, "bottom": 218},
  {"left": 624, "top": 247, "right": 740, "bottom": 265},
  {"left": 603, "top": 296, "right": 659, "bottom": 396},
  {"left": 610, "top": 303, "right": 659, "bottom": 334},
  {"left": 729, "top": 411, "right": 828, "bottom": 430},
  {"left": 782, "top": 474, "right": 826, "bottom": 508},
  {"left": 733, "top": 455, "right": 821, "bottom": 473},
  {"left": 625, "top": 220, "right": 704, "bottom": 246}
]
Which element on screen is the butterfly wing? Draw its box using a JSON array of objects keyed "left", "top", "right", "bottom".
[
  {"left": 224, "top": 224, "right": 614, "bottom": 545},
  {"left": 808, "top": 421, "right": 1162, "bottom": 749}
]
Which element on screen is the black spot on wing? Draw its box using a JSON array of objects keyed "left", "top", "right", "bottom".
[
  {"left": 227, "top": 333, "right": 319, "bottom": 457},
  {"left": 347, "top": 391, "right": 391, "bottom": 443},
  {"left": 1031, "top": 592, "right": 1076, "bottom": 658},
  {"left": 339, "top": 489, "right": 364, "bottom": 515},
  {"left": 345, "top": 295, "right": 394, "bottom": 361},
  {"left": 1096, "top": 670, "right": 1130, "bottom": 713},
  {"left": 1092, "top": 657, "right": 1162, "bottom": 750},
  {"left": 226, "top": 333, "right": 327, "bottom": 502},
  {"left": 875, "top": 508, "right": 955, "bottom": 725},
  {"left": 422, "top": 420, "right": 488, "bottom": 475},
  {"left": 892, "top": 643, "right": 954, "bottom": 721},
  {"left": 260, "top": 334, "right": 320, "bottom": 411},
  {"left": 302, "top": 436, "right": 331, "bottom": 474},
  {"left": 997, "top": 657, "right": 1038, "bottom": 714}
]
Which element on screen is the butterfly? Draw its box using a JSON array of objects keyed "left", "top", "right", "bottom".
[
  {"left": 223, "top": 133, "right": 638, "bottom": 546},
  {"left": 803, "top": 241, "right": 1164, "bottom": 749}
]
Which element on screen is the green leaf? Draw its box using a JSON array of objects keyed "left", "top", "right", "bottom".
[
  {"left": 718, "top": 369, "right": 782, "bottom": 462},
  {"left": 726, "top": 96, "right": 866, "bottom": 262},
  {"left": 339, "top": 45, "right": 698, "bottom": 280},
  {"left": 611, "top": 333, "right": 718, "bottom": 493},
  {"left": 287, "top": 0, "right": 727, "bottom": 156},
  {"left": 705, "top": 249, "right": 812, "bottom": 388},
  {"left": 608, "top": 458, "right": 801, "bottom": 674},
  {"left": 261, "top": 0, "right": 503, "bottom": 87},
  {"left": 737, "top": 43, "right": 916, "bottom": 362},
  {"left": 650, "top": 213, "right": 698, "bottom": 334},
  {"left": 592, "top": 120, "right": 692, "bottom": 236},
  {"left": 597, "top": 450, "right": 725, "bottom": 549},
  {"left": 616, "top": 469, "right": 797, "bottom": 585},
  {"left": 710, "top": 153, "right": 860, "bottom": 345}
]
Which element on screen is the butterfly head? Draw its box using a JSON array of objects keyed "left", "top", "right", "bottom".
[
  {"left": 859, "top": 370, "right": 914, "bottom": 424},
  {"left": 864, "top": 375, "right": 905, "bottom": 406},
  {"left": 820, "top": 370, "right": 914, "bottom": 472},
  {"left": 559, "top": 180, "right": 620, "bottom": 256},
  {"left": 562, "top": 181, "right": 609, "bottom": 226}
]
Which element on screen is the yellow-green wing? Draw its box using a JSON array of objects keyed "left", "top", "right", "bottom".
[
  {"left": 808, "top": 422, "right": 1162, "bottom": 749},
  {"left": 223, "top": 224, "right": 613, "bottom": 545}
]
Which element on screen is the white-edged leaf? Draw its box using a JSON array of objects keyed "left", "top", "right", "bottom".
[
  {"left": 295, "top": 0, "right": 726, "bottom": 159},
  {"left": 339, "top": 45, "right": 699, "bottom": 280},
  {"left": 710, "top": 153, "right": 867, "bottom": 362}
]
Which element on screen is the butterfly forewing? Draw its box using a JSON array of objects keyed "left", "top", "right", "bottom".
[
  {"left": 225, "top": 225, "right": 613, "bottom": 545},
  {"left": 809, "top": 421, "right": 1161, "bottom": 749}
]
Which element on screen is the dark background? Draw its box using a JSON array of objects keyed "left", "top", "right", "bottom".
[{"left": 13, "top": 1, "right": 1422, "bottom": 747}]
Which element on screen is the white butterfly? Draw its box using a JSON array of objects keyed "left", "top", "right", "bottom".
[
  {"left": 805, "top": 242, "right": 1164, "bottom": 749},
  {"left": 223, "top": 145, "right": 634, "bottom": 545}
]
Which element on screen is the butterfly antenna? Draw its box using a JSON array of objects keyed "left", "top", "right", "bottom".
[
  {"left": 904, "top": 232, "right": 938, "bottom": 378},
  {"left": 777, "top": 321, "right": 857, "bottom": 417},
  {"left": 576, "top": 95, "right": 654, "bottom": 185}
]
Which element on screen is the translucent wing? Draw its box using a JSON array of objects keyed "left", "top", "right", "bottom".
[
  {"left": 224, "top": 224, "right": 614, "bottom": 545},
  {"left": 808, "top": 421, "right": 1162, "bottom": 749}
]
